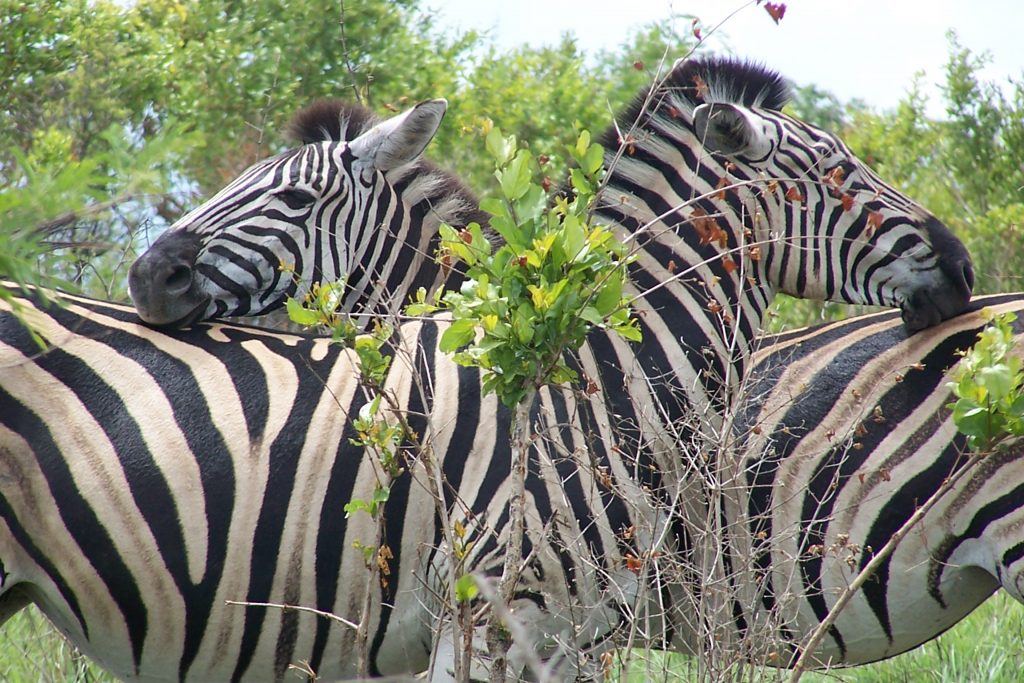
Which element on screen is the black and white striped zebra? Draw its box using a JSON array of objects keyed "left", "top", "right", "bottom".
[
  {"left": 4, "top": 293, "right": 1020, "bottom": 681},
  {"left": 2, "top": 56, "right": 979, "bottom": 681},
  {"left": 128, "top": 98, "right": 487, "bottom": 328},
  {"left": 728, "top": 292, "right": 1024, "bottom": 668}
]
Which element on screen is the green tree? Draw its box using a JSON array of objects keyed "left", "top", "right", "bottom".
[{"left": 0, "top": 0, "right": 479, "bottom": 298}]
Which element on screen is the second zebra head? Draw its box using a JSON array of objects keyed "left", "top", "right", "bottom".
[{"left": 129, "top": 99, "right": 486, "bottom": 328}]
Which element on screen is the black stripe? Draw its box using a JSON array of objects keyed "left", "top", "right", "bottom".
[
  {"left": 230, "top": 345, "right": 336, "bottom": 680},
  {"left": 309, "top": 389, "right": 368, "bottom": 674},
  {"left": 0, "top": 387, "right": 90, "bottom": 639}
]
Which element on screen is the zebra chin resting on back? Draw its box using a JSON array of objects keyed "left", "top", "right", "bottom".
[
  {"left": 4, "top": 56, "right": 979, "bottom": 681},
  {"left": 128, "top": 96, "right": 489, "bottom": 329}
]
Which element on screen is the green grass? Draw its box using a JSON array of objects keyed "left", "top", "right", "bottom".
[
  {"left": 0, "top": 607, "right": 113, "bottom": 683},
  {"left": 801, "top": 591, "right": 1024, "bottom": 683},
  {"left": 0, "top": 595, "right": 1021, "bottom": 681},
  {"left": 619, "top": 592, "right": 1024, "bottom": 683}
]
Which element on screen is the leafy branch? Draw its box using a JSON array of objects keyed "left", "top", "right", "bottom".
[
  {"left": 415, "top": 126, "right": 640, "bottom": 408},
  {"left": 947, "top": 310, "right": 1024, "bottom": 451},
  {"left": 419, "top": 125, "right": 640, "bottom": 681}
]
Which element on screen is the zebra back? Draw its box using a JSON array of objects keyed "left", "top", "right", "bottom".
[{"left": 5, "top": 282, "right": 1024, "bottom": 680}]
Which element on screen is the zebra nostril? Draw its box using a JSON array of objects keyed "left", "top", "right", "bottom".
[{"left": 165, "top": 264, "right": 193, "bottom": 295}]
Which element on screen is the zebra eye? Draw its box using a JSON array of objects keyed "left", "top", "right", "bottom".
[{"left": 275, "top": 188, "right": 317, "bottom": 210}]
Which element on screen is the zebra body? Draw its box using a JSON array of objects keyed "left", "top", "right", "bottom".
[
  {"left": 0, "top": 285, "right": 654, "bottom": 681},
  {"left": 4, "top": 286, "right": 1020, "bottom": 681},
  {"left": 6, "top": 56, "right": 979, "bottom": 680},
  {"left": 0, "top": 289, "right": 397, "bottom": 681},
  {"left": 730, "top": 296, "right": 1023, "bottom": 665}
]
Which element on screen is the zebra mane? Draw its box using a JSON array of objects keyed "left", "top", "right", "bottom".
[
  {"left": 606, "top": 55, "right": 791, "bottom": 144},
  {"left": 667, "top": 56, "right": 791, "bottom": 110},
  {"left": 286, "top": 98, "right": 488, "bottom": 231},
  {"left": 286, "top": 98, "right": 379, "bottom": 144}
]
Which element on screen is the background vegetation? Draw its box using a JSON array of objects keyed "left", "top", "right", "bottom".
[{"left": 2, "top": 0, "right": 1023, "bottom": 680}]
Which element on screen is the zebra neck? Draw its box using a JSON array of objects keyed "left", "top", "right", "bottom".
[
  {"left": 336, "top": 206, "right": 469, "bottom": 329},
  {"left": 622, "top": 223, "right": 775, "bottom": 417}
]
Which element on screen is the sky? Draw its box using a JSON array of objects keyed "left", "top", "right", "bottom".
[{"left": 424, "top": 0, "right": 1023, "bottom": 113}]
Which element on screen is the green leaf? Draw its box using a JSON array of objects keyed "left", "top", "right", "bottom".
[
  {"left": 372, "top": 485, "right": 391, "bottom": 507},
  {"left": 343, "top": 499, "right": 370, "bottom": 518},
  {"left": 455, "top": 573, "right": 479, "bottom": 603},
  {"left": 468, "top": 223, "right": 493, "bottom": 259},
  {"left": 614, "top": 322, "right": 643, "bottom": 342},
  {"left": 286, "top": 298, "right": 321, "bottom": 327},
  {"left": 979, "top": 364, "right": 1014, "bottom": 402},
  {"left": 500, "top": 150, "right": 533, "bottom": 200},
  {"left": 485, "top": 128, "right": 516, "bottom": 166},
  {"left": 583, "top": 142, "right": 605, "bottom": 176},
  {"left": 527, "top": 284, "right": 546, "bottom": 311},
  {"left": 439, "top": 318, "right": 477, "bottom": 352},
  {"left": 575, "top": 129, "right": 591, "bottom": 158},
  {"left": 549, "top": 362, "right": 577, "bottom": 385},
  {"left": 490, "top": 215, "right": 523, "bottom": 249},
  {"left": 594, "top": 273, "right": 623, "bottom": 316},
  {"left": 579, "top": 306, "right": 603, "bottom": 325},
  {"left": 562, "top": 213, "right": 585, "bottom": 260},
  {"left": 480, "top": 197, "right": 509, "bottom": 219},
  {"left": 952, "top": 401, "right": 992, "bottom": 442},
  {"left": 1009, "top": 394, "right": 1024, "bottom": 419},
  {"left": 518, "top": 183, "right": 547, "bottom": 215},
  {"left": 406, "top": 302, "right": 436, "bottom": 316},
  {"left": 569, "top": 168, "right": 592, "bottom": 195},
  {"left": 514, "top": 304, "right": 536, "bottom": 343}
]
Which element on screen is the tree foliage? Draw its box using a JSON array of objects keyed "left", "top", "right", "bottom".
[
  {"left": 1, "top": 1, "right": 700, "bottom": 301},
  {"left": 0, "top": 0, "right": 477, "bottom": 297}
]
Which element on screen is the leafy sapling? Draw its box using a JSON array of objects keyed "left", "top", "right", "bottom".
[
  {"left": 285, "top": 275, "right": 405, "bottom": 678},
  {"left": 423, "top": 125, "right": 640, "bottom": 407},
  {"left": 421, "top": 124, "right": 641, "bottom": 682}
]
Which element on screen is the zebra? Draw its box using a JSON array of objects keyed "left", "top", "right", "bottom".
[
  {"left": 728, "top": 291, "right": 1024, "bottom": 668},
  {"left": 3, "top": 55, "right": 978, "bottom": 681},
  {"left": 13, "top": 287, "right": 1018, "bottom": 683},
  {"left": 128, "top": 97, "right": 488, "bottom": 328}
]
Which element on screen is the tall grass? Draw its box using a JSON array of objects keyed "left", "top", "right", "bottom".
[{"left": 801, "top": 591, "right": 1024, "bottom": 683}]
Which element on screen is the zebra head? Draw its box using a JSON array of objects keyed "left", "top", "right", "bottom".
[
  {"left": 606, "top": 57, "right": 974, "bottom": 332},
  {"left": 129, "top": 99, "right": 484, "bottom": 327}
]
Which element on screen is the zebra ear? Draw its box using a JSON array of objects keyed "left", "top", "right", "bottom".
[
  {"left": 693, "top": 102, "right": 775, "bottom": 163},
  {"left": 348, "top": 99, "right": 448, "bottom": 171}
]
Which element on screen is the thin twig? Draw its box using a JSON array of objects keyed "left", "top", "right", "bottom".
[
  {"left": 338, "top": 1, "right": 363, "bottom": 104},
  {"left": 224, "top": 599, "right": 360, "bottom": 630},
  {"left": 486, "top": 395, "right": 534, "bottom": 683}
]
